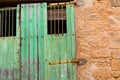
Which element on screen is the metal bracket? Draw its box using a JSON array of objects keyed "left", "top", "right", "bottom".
[{"left": 77, "top": 58, "right": 87, "bottom": 65}]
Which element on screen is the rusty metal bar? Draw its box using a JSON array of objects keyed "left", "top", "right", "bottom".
[
  {"left": 58, "top": 5, "right": 59, "bottom": 35},
  {"left": 4, "top": 10, "right": 7, "bottom": 37},
  {"left": 54, "top": 6, "right": 56, "bottom": 35},
  {"left": 8, "top": 10, "right": 10, "bottom": 36},
  {"left": 49, "top": 59, "right": 79, "bottom": 65},
  {"left": 1, "top": 11, "right": 3, "bottom": 37},
  {"left": 48, "top": 1, "right": 74, "bottom": 7},
  {"left": 50, "top": 6, "right": 52, "bottom": 35},
  {"left": 0, "top": 7, "right": 16, "bottom": 11},
  {"left": 12, "top": 9, "right": 14, "bottom": 36},
  {"left": 62, "top": 5, "right": 64, "bottom": 35},
  {"left": 0, "top": 13, "right": 2, "bottom": 37}
]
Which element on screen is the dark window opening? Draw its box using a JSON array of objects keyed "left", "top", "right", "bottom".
[
  {"left": 48, "top": 20, "right": 67, "bottom": 34},
  {"left": 47, "top": 6, "right": 67, "bottom": 35},
  {"left": 0, "top": 8, "right": 16, "bottom": 37}
]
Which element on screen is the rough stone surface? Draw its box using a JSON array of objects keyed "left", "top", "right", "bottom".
[
  {"left": 111, "top": 59, "right": 120, "bottom": 71},
  {"left": 92, "top": 67, "right": 111, "bottom": 80},
  {"left": 112, "top": 71, "right": 120, "bottom": 78},
  {"left": 112, "top": 49, "right": 120, "bottom": 59},
  {"left": 75, "top": 0, "right": 120, "bottom": 80},
  {"left": 111, "top": 0, "right": 120, "bottom": 7}
]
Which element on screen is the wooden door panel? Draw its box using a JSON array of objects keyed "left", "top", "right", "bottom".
[
  {"left": 20, "top": 3, "right": 76, "bottom": 80},
  {"left": 21, "top": 4, "right": 38, "bottom": 80},
  {"left": 42, "top": 4, "right": 76, "bottom": 80}
]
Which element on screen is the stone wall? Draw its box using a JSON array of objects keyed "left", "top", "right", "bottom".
[{"left": 75, "top": 0, "right": 120, "bottom": 80}]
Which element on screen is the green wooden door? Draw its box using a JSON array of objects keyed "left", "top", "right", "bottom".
[
  {"left": 20, "top": 3, "right": 76, "bottom": 80},
  {"left": 0, "top": 7, "right": 20, "bottom": 80}
]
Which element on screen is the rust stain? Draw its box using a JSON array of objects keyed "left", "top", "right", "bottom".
[{"left": 0, "top": 69, "right": 16, "bottom": 80}]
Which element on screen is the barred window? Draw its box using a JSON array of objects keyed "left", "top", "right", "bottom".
[
  {"left": 47, "top": 5, "right": 67, "bottom": 35},
  {"left": 0, "top": 8, "right": 16, "bottom": 37}
]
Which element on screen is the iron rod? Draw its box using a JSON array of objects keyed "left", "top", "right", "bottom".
[{"left": 48, "top": 1, "right": 74, "bottom": 7}]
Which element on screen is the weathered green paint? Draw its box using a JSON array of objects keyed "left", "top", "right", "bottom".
[
  {"left": 20, "top": 3, "right": 76, "bottom": 80},
  {"left": 0, "top": 3, "right": 75, "bottom": 80},
  {"left": 66, "top": 4, "right": 76, "bottom": 80},
  {"left": 21, "top": 4, "right": 38, "bottom": 80},
  {"left": 0, "top": 8, "right": 20, "bottom": 80},
  {"left": 38, "top": 3, "right": 46, "bottom": 80},
  {"left": 0, "top": 37, "right": 19, "bottom": 80},
  {"left": 40, "top": 3, "right": 76, "bottom": 80}
]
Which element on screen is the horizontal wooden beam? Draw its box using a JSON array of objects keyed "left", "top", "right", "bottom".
[{"left": 0, "top": 0, "right": 73, "bottom": 7}]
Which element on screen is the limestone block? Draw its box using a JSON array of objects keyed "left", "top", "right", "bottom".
[
  {"left": 111, "top": 0, "right": 120, "bottom": 7},
  {"left": 112, "top": 71, "right": 120, "bottom": 78},
  {"left": 109, "top": 16, "right": 120, "bottom": 48},
  {"left": 110, "top": 40, "right": 120, "bottom": 48},
  {"left": 112, "top": 49, "right": 120, "bottom": 59},
  {"left": 91, "top": 58, "right": 111, "bottom": 67},
  {"left": 111, "top": 59, "right": 120, "bottom": 71},
  {"left": 76, "top": 30, "right": 90, "bottom": 38},
  {"left": 91, "top": 48, "right": 111, "bottom": 58},
  {"left": 92, "top": 67, "right": 111, "bottom": 80},
  {"left": 76, "top": 0, "right": 94, "bottom": 8},
  {"left": 77, "top": 63, "right": 97, "bottom": 80}
]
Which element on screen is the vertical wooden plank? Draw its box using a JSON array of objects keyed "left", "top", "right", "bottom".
[
  {"left": 16, "top": 5, "right": 20, "bottom": 80},
  {"left": 2, "top": 38, "right": 6, "bottom": 80},
  {"left": 66, "top": 4, "right": 76, "bottom": 80},
  {"left": 26, "top": 4, "right": 31, "bottom": 80},
  {"left": 3, "top": 38, "right": 7, "bottom": 80},
  {"left": 58, "top": 5, "right": 68, "bottom": 80},
  {"left": 49, "top": 36, "right": 54, "bottom": 80},
  {"left": 21, "top": 4, "right": 29, "bottom": 80},
  {"left": 66, "top": 4, "right": 72, "bottom": 80},
  {"left": 29, "top": 4, "right": 32, "bottom": 80},
  {"left": 70, "top": 4, "right": 76, "bottom": 80},
  {"left": 54, "top": 26, "right": 61, "bottom": 80},
  {"left": 50, "top": 36, "right": 60, "bottom": 80},
  {"left": 21, "top": 3, "right": 40, "bottom": 80},
  {"left": 5, "top": 36, "right": 7, "bottom": 80},
  {"left": 59, "top": 34, "right": 68, "bottom": 80},
  {"left": 29, "top": 4, "right": 37, "bottom": 80},
  {"left": 0, "top": 39, "right": 4, "bottom": 80},
  {"left": 27, "top": 4, "right": 31, "bottom": 80},
  {"left": 0, "top": 39, "right": 3, "bottom": 80},
  {"left": 13, "top": 38, "right": 20, "bottom": 80},
  {"left": 38, "top": 3, "right": 47, "bottom": 80},
  {"left": 38, "top": 3, "right": 43, "bottom": 80},
  {"left": 42, "top": 3, "right": 48, "bottom": 80},
  {"left": 3, "top": 39, "right": 6, "bottom": 80},
  {"left": 8, "top": 38, "right": 13, "bottom": 80},
  {"left": 0, "top": 39, "right": 2, "bottom": 80},
  {"left": 33, "top": 4, "right": 38, "bottom": 80}
]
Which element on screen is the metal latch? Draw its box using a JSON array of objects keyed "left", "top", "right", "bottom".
[{"left": 49, "top": 58, "right": 87, "bottom": 65}]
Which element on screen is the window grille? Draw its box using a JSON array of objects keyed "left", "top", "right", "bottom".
[
  {"left": 0, "top": 7, "right": 16, "bottom": 37},
  {"left": 47, "top": 5, "right": 67, "bottom": 35}
]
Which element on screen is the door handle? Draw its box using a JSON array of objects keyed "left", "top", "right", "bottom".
[{"left": 49, "top": 58, "right": 87, "bottom": 65}]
